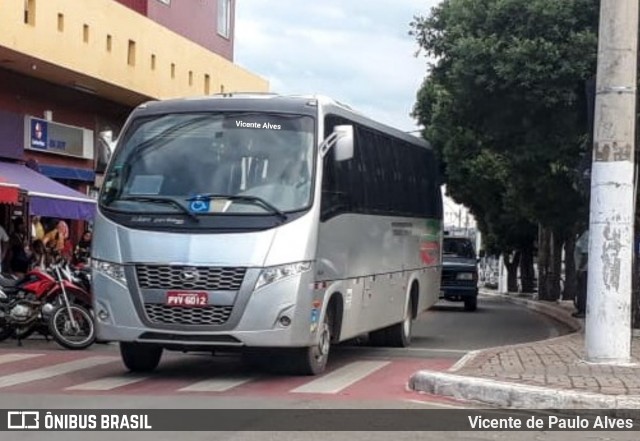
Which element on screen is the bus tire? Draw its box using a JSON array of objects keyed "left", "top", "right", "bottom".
[
  {"left": 384, "top": 296, "right": 413, "bottom": 348},
  {"left": 120, "top": 342, "right": 163, "bottom": 373},
  {"left": 288, "top": 307, "right": 333, "bottom": 375},
  {"left": 368, "top": 328, "right": 388, "bottom": 347}
]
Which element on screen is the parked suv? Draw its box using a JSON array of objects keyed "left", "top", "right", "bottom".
[{"left": 440, "top": 236, "right": 478, "bottom": 311}]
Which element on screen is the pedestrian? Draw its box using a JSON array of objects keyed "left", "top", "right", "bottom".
[
  {"left": 7, "top": 218, "right": 30, "bottom": 278},
  {"left": 31, "top": 216, "right": 44, "bottom": 240},
  {"left": 573, "top": 229, "right": 589, "bottom": 318},
  {"left": 73, "top": 230, "right": 92, "bottom": 266},
  {"left": 0, "top": 222, "right": 9, "bottom": 274},
  {"left": 43, "top": 219, "right": 69, "bottom": 259},
  {"left": 29, "top": 239, "right": 49, "bottom": 270}
]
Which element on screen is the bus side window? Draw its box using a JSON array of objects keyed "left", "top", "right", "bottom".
[{"left": 321, "top": 116, "right": 353, "bottom": 221}]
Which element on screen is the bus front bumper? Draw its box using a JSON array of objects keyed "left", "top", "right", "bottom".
[{"left": 93, "top": 270, "right": 321, "bottom": 348}]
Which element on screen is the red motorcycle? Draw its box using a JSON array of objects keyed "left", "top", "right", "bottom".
[{"left": 0, "top": 263, "right": 95, "bottom": 350}]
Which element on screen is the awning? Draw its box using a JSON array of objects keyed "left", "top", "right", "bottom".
[
  {"left": 0, "top": 162, "right": 96, "bottom": 220},
  {"left": 0, "top": 177, "right": 20, "bottom": 205}
]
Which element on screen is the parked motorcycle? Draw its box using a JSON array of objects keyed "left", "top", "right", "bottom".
[{"left": 0, "top": 263, "right": 95, "bottom": 350}]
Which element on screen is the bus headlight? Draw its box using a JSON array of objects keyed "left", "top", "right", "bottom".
[
  {"left": 91, "top": 259, "right": 127, "bottom": 285},
  {"left": 255, "top": 262, "right": 312, "bottom": 291},
  {"left": 456, "top": 272, "right": 475, "bottom": 281}
]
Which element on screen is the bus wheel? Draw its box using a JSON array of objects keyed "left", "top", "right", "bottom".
[
  {"left": 120, "top": 342, "right": 163, "bottom": 372},
  {"left": 289, "top": 309, "right": 333, "bottom": 375},
  {"left": 368, "top": 328, "right": 388, "bottom": 347},
  {"left": 384, "top": 297, "right": 413, "bottom": 348}
]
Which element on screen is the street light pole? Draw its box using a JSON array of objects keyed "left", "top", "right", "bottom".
[{"left": 585, "top": 0, "right": 638, "bottom": 363}]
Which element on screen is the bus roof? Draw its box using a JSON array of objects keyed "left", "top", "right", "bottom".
[{"left": 130, "top": 93, "right": 430, "bottom": 149}]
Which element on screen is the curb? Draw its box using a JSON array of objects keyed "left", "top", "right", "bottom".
[
  {"left": 479, "top": 290, "right": 583, "bottom": 332},
  {"left": 407, "top": 290, "right": 618, "bottom": 409},
  {"left": 408, "top": 370, "right": 640, "bottom": 411}
]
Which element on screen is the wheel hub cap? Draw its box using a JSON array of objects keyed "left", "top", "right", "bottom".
[{"left": 316, "top": 324, "right": 330, "bottom": 360}]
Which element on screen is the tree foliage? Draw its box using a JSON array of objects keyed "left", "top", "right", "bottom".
[{"left": 411, "top": 0, "right": 599, "bottom": 290}]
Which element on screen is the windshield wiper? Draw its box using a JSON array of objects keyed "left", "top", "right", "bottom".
[
  {"left": 120, "top": 196, "right": 200, "bottom": 222},
  {"left": 186, "top": 194, "right": 287, "bottom": 222}
]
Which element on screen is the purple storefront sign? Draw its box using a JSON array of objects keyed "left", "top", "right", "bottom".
[
  {"left": 0, "top": 110, "right": 25, "bottom": 160},
  {"left": 29, "top": 196, "right": 95, "bottom": 221}
]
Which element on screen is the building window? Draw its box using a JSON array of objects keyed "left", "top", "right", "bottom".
[
  {"left": 83, "top": 24, "right": 89, "bottom": 43},
  {"left": 217, "top": 0, "right": 231, "bottom": 39},
  {"left": 57, "top": 13, "right": 64, "bottom": 32},
  {"left": 24, "top": 0, "right": 36, "bottom": 26},
  {"left": 188, "top": 71, "right": 193, "bottom": 86},
  {"left": 151, "top": 54, "right": 156, "bottom": 70},
  {"left": 204, "top": 74, "right": 211, "bottom": 94},
  {"left": 171, "top": 63, "right": 176, "bottom": 79},
  {"left": 127, "top": 40, "right": 136, "bottom": 66},
  {"left": 106, "top": 34, "right": 112, "bottom": 52}
]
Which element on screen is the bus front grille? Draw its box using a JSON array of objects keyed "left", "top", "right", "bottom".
[
  {"left": 144, "top": 304, "right": 233, "bottom": 325},
  {"left": 136, "top": 265, "right": 246, "bottom": 291}
]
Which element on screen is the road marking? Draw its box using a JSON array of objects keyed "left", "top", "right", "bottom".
[
  {"left": 340, "top": 346, "right": 470, "bottom": 356},
  {"left": 404, "top": 399, "right": 468, "bottom": 409},
  {"left": 291, "top": 361, "right": 390, "bottom": 394},
  {"left": 0, "top": 353, "right": 43, "bottom": 365},
  {"left": 178, "top": 376, "right": 255, "bottom": 392},
  {"left": 0, "top": 356, "right": 116, "bottom": 389},
  {"left": 403, "top": 347, "right": 469, "bottom": 354},
  {"left": 66, "top": 374, "right": 149, "bottom": 391},
  {"left": 449, "top": 350, "right": 480, "bottom": 372}
]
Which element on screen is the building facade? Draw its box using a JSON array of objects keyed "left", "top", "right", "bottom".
[
  {"left": 114, "top": 0, "right": 235, "bottom": 61},
  {"left": 0, "top": 0, "right": 267, "bottom": 260}
]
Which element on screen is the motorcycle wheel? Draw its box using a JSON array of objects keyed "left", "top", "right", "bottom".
[{"left": 48, "top": 304, "right": 95, "bottom": 350}]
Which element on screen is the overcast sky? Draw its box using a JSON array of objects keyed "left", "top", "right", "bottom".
[
  {"left": 234, "top": 0, "right": 441, "bottom": 133},
  {"left": 234, "top": 1, "right": 473, "bottom": 223}
]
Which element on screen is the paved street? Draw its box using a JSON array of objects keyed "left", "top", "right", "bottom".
[
  {"left": 0, "top": 296, "right": 567, "bottom": 408},
  {"left": 0, "top": 298, "right": 622, "bottom": 441},
  {"left": 0, "top": 349, "right": 456, "bottom": 402}
]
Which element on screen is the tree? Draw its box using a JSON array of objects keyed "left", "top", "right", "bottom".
[{"left": 411, "top": 0, "right": 599, "bottom": 297}]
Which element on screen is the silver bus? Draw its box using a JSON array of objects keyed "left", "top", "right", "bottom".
[{"left": 92, "top": 94, "right": 443, "bottom": 375}]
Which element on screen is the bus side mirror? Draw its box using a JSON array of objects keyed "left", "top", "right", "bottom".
[{"left": 333, "top": 125, "right": 354, "bottom": 162}]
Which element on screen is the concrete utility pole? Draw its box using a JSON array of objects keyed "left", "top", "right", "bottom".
[{"left": 585, "top": 0, "right": 638, "bottom": 363}]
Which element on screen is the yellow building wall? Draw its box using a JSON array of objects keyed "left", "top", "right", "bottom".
[{"left": 0, "top": 0, "right": 268, "bottom": 103}]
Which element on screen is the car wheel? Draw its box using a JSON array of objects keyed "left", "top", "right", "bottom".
[{"left": 464, "top": 297, "right": 477, "bottom": 312}]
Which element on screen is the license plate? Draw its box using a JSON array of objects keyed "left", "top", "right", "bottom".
[{"left": 166, "top": 291, "right": 208, "bottom": 307}]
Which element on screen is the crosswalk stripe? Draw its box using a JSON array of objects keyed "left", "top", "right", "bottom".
[
  {"left": 291, "top": 361, "right": 390, "bottom": 394},
  {"left": 0, "top": 353, "right": 43, "bottom": 365},
  {"left": 66, "top": 374, "right": 148, "bottom": 391},
  {"left": 0, "top": 356, "right": 116, "bottom": 389},
  {"left": 178, "top": 376, "right": 255, "bottom": 392}
]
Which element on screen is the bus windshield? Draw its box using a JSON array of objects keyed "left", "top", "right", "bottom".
[{"left": 100, "top": 112, "right": 315, "bottom": 215}]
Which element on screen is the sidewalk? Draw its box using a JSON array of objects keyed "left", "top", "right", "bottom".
[{"left": 409, "top": 290, "right": 640, "bottom": 410}]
